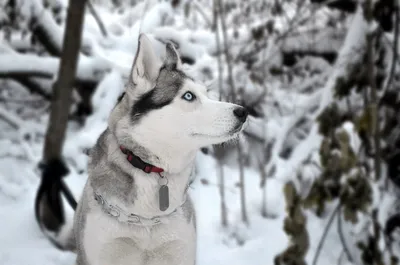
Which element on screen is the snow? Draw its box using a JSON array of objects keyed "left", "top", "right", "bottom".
[
  {"left": 0, "top": 54, "right": 109, "bottom": 83},
  {"left": 1, "top": 0, "right": 397, "bottom": 264}
]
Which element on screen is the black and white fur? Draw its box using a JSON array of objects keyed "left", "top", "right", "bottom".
[{"left": 73, "top": 34, "right": 248, "bottom": 265}]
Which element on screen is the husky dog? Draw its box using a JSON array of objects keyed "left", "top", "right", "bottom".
[{"left": 73, "top": 33, "right": 248, "bottom": 265}]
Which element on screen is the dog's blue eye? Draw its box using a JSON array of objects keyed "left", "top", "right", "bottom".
[{"left": 182, "top": 92, "right": 195, "bottom": 101}]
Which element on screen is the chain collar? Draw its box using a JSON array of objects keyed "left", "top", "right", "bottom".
[{"left": 93, "top": 183, "right": 191, "bottom": 226}]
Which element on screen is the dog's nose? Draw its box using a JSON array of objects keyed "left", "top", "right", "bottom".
[{"left": 233, "top": 107, "right": 248, "bottom": 122}]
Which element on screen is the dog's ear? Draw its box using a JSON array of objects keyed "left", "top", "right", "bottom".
[
  {"left": 164, "top": 42, "right": 182, "bottom": 69},
  {"left": 130, "top": 34, "right": 162, "bottom": 86}
]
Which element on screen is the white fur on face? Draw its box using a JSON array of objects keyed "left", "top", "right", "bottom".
[{"left": 130, "top": 79, "right": 246, "bottom": 151}]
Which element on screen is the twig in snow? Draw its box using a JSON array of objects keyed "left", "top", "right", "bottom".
[
  {"left": 8, "top": 75, "right": 52, "bottom": 100},
  {"left": 0, "top": 106, "right": 22, "bottom": 129},
  {"left": 237, "top": 141, "right": 249, "bottom": 225},
  {"left": 216, "top": 0, "right": 248, "bottom": 225},
  {"left": 213, "top": 0, "right": 228, "bottom": 228},
  {"left": 217, "top": 0, "right": 236, "bottom": 101},
  {"left": 259, "top": 157, "right": 269, "bottom": 217},
  {"left": 337, "top": 206, "right": 353, "bottom": 263},
  {"left": 259, "top": 74, "right": 270, "bottom": 217},
  {"left": 138, "top": 0, "right": 152, "bottom": 33},
  {"left": 379, "top": 2, "right": 399, "bottom": 115},
  {"left": 30, "top": 1, "right": 63, "bottom": 56},
  {"left": 312, "top": 202, "right": 340, "bottom": 265},
  {"left": 214, "top": 1, "right": 223, "bottom": 102},
  {"left": 87, "top": 0, "right": 108, "bottom": 37},
  {"left": 365, "top": 0, "right": 381, "bottom": 181},
  {"left": 217, "top": 156, "right": 228, "bottom": 227},
  {"left": 192, "top": 1, "right": 212, "bottom": 28}
]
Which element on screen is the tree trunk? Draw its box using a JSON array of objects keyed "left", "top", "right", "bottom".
[
  {"left": 36, "top": 0, "right": 87, "bottom": 238},
  {"left": 43, "top": 0, "right": 87, "bottom": 160}
]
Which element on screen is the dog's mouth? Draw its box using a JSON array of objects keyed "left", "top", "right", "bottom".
[
  {"left": 191, "top": 122, "right": 245, "bottom": 139},
  {"left": 232, "top": 121, "right": 246, "bottom": 132},
  {"left": 191, "top": 132, "right": 235, "bottom": 139}
]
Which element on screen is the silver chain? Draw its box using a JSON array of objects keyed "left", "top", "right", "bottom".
[
  {"left": 94, "top": 170, "right": 194, "bottom": 226},
  {"left": 94, "top": 192, "right": 165, "bottom": 226}
]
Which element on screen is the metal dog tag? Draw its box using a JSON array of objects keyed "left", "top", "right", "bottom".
[{"left": 159, "top": 185, "right": 169, "bottom": 211}]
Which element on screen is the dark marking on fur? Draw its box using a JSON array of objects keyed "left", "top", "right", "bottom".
[
  {"left": 130, "top": 66, "right": 188, "bottom": 122},
  {"left": 89, "top": 130, "right": 138, "bottom": 205},
  {"left": 193, "top": 211, "right": 196, "bottom": 230},
  {"left": 117, "top": 92, "right": 126, "bottom": 104},
  {"left": 93, "top": 163, "right": 137, "bottom": 205},
  {"left": 182, "top": 198, "right": 194, "bottom": 224}
]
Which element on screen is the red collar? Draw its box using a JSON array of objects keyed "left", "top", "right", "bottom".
[{"left": 120, "top": 146, "right": 164, "bottom": 174}]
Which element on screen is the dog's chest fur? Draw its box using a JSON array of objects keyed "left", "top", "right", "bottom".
[
  {"left": 75, "top": 129, "right": 197, "bottom": 265},
  {"left": 78, "top": 184, "right": 196, "bottom": 265}
]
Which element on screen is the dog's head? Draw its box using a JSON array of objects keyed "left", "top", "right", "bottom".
[{"left": 109, "top": 34, "right": 248, "bottom": 154}]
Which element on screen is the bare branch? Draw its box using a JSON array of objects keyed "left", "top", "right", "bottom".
[
  {"left": 0, "top": 106, "right": 22, "bottom": 129},
  {"left": 0, "top": 43, "right": 52, "bottom": 99},
  {"left": 192, "top": 1, "right": 212, "bottom": 28},
  {"left": 237, "top": 140, "right": 249, "bottom": 225},
  {"left": 365, "top": 0, "right": 381, "bottom": 181},
  {"left": 30, "top": 2, "right": 64, "bottom": 56},
  {"left": 213, "top": 0, "right": 228, "bottom": 228},
  {"left": 217, "top": 0, "right": 236, "bottom": 101},
  {"left": 337, "top": 206, "right": 353, "bottom": 263},
  {"left": 0, "top": 54, "right": 101, "bottom": 85},
  {"left": 87, "top": 0, "right": 108, "bottom": 37},
  {"left": 380, "top": 4, "right": 399, "bottom": 105},
  {"left": 312, "top": 203, "right": 340, "bottom": 265},
  {"left": 10, "top": 76, "right": 52, "bottom": 100}
]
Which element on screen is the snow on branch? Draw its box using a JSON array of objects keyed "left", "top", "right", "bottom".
[
  {"left": 30, "top": 0, "right": 64, "bottom": 56},
  {"left": 286, "top": 6, "right": 368, "bottom": 176},
  {"left": 87, "top": 0, "right": 108, "bottom": 38},
  {"left": 0, "top": 43, "right": 52, "bottom": 99},
  {"left": 28, "top": 0, "right": 98, "bottom": 56},
  {"left": 0, "top": 53, "right": 109, "bottom": 84}
]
